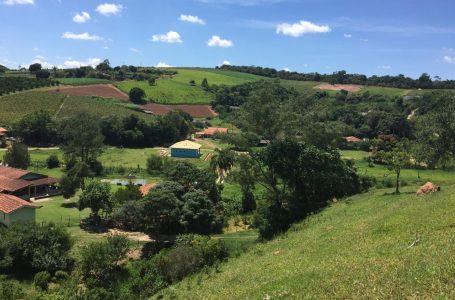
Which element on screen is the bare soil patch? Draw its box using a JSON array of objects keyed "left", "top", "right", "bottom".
[
  {"left": 314, "top": 83, "right": 363, "bottom": 92},
  {"left": 141, "top": 103, "right": 217, "bottom": 118},
  {"left": 53, "top": 84, "right": 129, "bottom": 101}
]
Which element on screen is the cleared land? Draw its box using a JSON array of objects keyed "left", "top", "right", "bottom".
[
  {"left": 53, "top": 84, "right": 129, "bottom": 100},
  {"left": 315, "top": 83, "right": 363, "bottom": 92},
  {"left": 116, "top": 68, "right": 264, "bottom": 104},
  {"left": 0, "top": 91, "right": 147, "bottom": 124},
  {"left": 141, "top": 103, "right": 217, "bottom": 117}
]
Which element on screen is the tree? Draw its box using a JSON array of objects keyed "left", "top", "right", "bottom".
[
  {"left": 189, "top": 80, "right": 196, "bottom": 86},
  {"left": 2, "top": 142, "right": 30, "bottom": 169},
  {"left": 233, "top": 155, "right": 258, "bottom": 213},
  {"left": 143, "top": 190, "right": 183, "bottom": 235},
  {"left": 60, "top": 113, "right": 104, "bottom": 164},
  {"left": 112, "top": 182, "right": 143, "bottom": 204},
  {"left": 35, "top": 70, "right": 50, "bottom": 79},
  {"left": 29, "top": 63, "right": 42, "bottom": 73},
  {"left": 148, "top": 77, "right": 156, "bottom": 86},
  {"left": 146, "top": 154, "right": 163, "bottom": 175},
  {"left": 78, "top": 180, "right": 112, "bottom": 222},
  {"left": 180, "top": 190, "right": 219, "bottom": 234},
  {"left": 12, "top": 110, "right": 58, "bottom": 146},
  {"left": 61, "top": 161, "right": 92, "bottom": 198},
  {"left": 129, "top": 87, "right": 146, "bottom": 103},
  {"left": 201, "top": 78, "right": 209, "bottom": 91},
  {"left": 375, "top": 147, "right": 411, "bottom": 194},
  {"left": 210, "top": 148, "right": 236, "bottom": 183},
  {"left": 96, "top": 59, "right": 111, "bottom": 73},
  {"left": 46, "top": 154, "right": 60, "bottom": 169}
]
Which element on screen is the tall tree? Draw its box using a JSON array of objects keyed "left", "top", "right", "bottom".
[
  {"left": 2, "top": 142, "right": 30, "bottom": 169},
  {"left": 210, "top": 148, "right": 236, "bottom": 183},
  {"left": 78, "top": 180, "right": 112, "bottom": 222},
  {"left": 375, "top": 147, "right": 411, "bottom": 194}
]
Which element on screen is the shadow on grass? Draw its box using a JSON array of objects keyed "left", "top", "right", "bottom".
[
  {"left": 61, "top": 202, "right": 78, "bottom": 208},
  {"left": 381, "top": 191, "right": 415, "bottom": 196}
]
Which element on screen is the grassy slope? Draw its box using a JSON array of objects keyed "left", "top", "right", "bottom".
[
  {"left": 155, "top": 184, "right": 455, "bottom": 299},
  {"left": 116, "top": 68, "right": 264, "bottom": 104},
  {"left": 0, "top": 91, "right": 149, "bottom": 124},
  {"left": 55, "top": 78, "right": 112, "bottom": 85}
]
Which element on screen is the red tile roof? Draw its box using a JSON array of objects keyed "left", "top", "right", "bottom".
[
  {"left": 344, "top": 136, "right": 363, "bottom": 143},
  {"left": 197, "top": 127, "right": 229, "bottom": 136},
  {"left": 0, "top": 128, "right": 7, "bottom": 133},
  {"left": 0, "top": 176, "right": 30, "bottom": 193},
  {"left": 0, "top": 166, "right": 58, "bottom": 193},
  {"left": 140, "top": 182, "right": 157, "bottom": 196},
  {"left": 0, "top": 193, "right": 38, "bottom": 214}
]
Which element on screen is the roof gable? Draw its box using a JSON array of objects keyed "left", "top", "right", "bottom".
[
  {"left": 170, "top": 140, "right": 202, "bottom": 150},
  {"left": 0, "top": 193, "right": 38, "bottom": 214}
]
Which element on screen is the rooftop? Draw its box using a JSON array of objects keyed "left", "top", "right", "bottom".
[
  {"left": 196, "top": 127, "right": 229, "bottom": 136},
  {"left": 0, "top": 193, "right": 39, "bottom": 214},
  {"left": 170, "top": 140, "right": 202, "bottom": 150}
]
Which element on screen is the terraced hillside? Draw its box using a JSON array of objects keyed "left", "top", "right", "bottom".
[{"left": 116, "top": 68, "right": 265, "bottom": 104}]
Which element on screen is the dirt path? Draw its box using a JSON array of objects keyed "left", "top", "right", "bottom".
[{"left": 314, "top": 83, "right": 363, "bottom": 92}]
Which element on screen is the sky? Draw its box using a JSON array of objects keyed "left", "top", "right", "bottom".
[{"left": 0, "top": 0, "right": 454, "bottom": 79}]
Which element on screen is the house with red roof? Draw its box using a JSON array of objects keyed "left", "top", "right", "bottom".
[
  {"left": 0, "top": 193, "right": 39, "bottom": 226},
  {"left": 344, "top": 136, "right": 363, "bottom": 143},
  {"left": 0, "top": 166, "right": 59, "bottom": 200},
  {"left": 195, "top": 127, "right": 229, "bottom": 139}
]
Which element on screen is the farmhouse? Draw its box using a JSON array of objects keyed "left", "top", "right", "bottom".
[
  {"left": 0, "top": 127, "right": 7, "bottom": 139},
  {"left": 344, "top": 136, "right": 363, "bottom": 143},
  {"left": 0, "top": 193, "right": 39, "bottom": 226},
  {"left": 170, "top": 140, "right": 202, "bottom": 158},
  {"left": 195, "top": 127, "right": 229, "bottom": 138},
  {"left": 0, "top": 166, "right": 58, "bottom": 200}
]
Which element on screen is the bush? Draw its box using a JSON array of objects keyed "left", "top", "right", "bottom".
[
  {"left": 46, "top": 154, "right": 60, "bottom": 169},
  {"left": 146, "top": 154, "right": 163, "bottom": 175},
  {"left": 129, "top": 87, "right": 145, "bottom": 104},
  {"left": 359, "top": 175, "right": 377, "bottom": 192},
  {"left": 33, "top": 271, "right": 51, "bottom": 291},
  {"left": 0, "top": 280, "right": 24, "bottom": 300},
  {"left": 54, "top": 270, "right": 69, "bottom": 281}
]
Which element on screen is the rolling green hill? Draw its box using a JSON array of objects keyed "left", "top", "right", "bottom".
[
  {"left": 116, "top": 68, "right": 265, "bottom": 104},
  {"left": 0, "top": 91, "right": 148, "bottom": 124},
  {"left": 155, "top": 183, "right": 455, "bottom": 299}
]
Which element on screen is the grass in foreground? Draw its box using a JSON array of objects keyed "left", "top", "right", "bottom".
[{"left": 155, "top": 183, "right": 455, "bottom": 299}]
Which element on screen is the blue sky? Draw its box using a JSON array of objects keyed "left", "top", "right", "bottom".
[{"left": 0, "top": 0, "right": 454, "bottom": 79}]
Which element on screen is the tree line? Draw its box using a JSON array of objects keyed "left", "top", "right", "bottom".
[
  {"left": 0, "top": 77, "right": 58, "bottom": 96},
  {"left": 218, "top": 65, "right": 455, "bottom": 89}
]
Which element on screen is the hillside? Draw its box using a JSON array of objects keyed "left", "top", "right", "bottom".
[
  {"left": 155, "top": 184, "right": 455, "bottom": 299},
  {"left": 0, "top": 91, "right": 148, "bottom": 124},
  {"left": 116, "top": 68, "right": 265, "bottom": 104}
]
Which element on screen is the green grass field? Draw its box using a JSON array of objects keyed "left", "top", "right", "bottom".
[
  {"left": 155, "top": 182, "right": 455, "bottom": 299},
  {"left": 55, "top": 78, "right": 112, "bottom": 86},
  {"left": 0, "top": 91, "right": 149, "bottom": 124},
  {"left": 116, "top": 68, "right": 264, "bottom": 104}
]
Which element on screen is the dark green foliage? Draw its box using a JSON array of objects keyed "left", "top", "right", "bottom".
[
  {"left": 146, "top": 154, "right": 163, "bottom": 175},
  {"left": 60, "top": 161, "right": 92, "bottom": 199},
  {"left": 143, "top": 190, "right": 183, "bottom": 235},
  {"left": 201, "top": 78, "right": 209, "bottom": 90},
  {"left": 29, "top": 63, "right": 42, "bottom": 73},
  {"left": 129, "top": 87, "right": 146, "bottom": 103},
  {"left": 35, "top": 70, "right": 50, "bottom": 79},
  {"left": 80, "top": 235, "right": 130, "bottom": 287},
  {"left": 0, "top": 223, "right": 73, "bottom": 273},
  {"left": 2, "top": 142, "right": 30, "bottom": 169},
  {"left": 189, "top": 79, "right": 196, "bottom": 86},
  {"left": 46, "top": 154, "right": 60, "bottom": 169},
  {"left": 0, "top": 280, "right": 24, "bottom": 300},
  {"left": 112, "top": 182, "right": 143, "bottom": 204},
  {"left": 33, "top": 271, "right": 51, "bottom": 291},
  {"left": 180, "top": 190, "right": 218, "bottom": 234},
  {"left": 253, "top": 139, "right": 361, "bottom": 239},
  {"left": 12, "top": 110, "right": 58, "bottom": 146},
  {"left": 113, "top": 200, "right": 145, "bottom": 231},
  {"left": 0, "top": 77, "right": 57, "bottom": 96}
]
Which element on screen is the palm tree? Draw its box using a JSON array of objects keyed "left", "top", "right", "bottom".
[{"left": 210, "top": 148, "right": 236, "bottom": 184}]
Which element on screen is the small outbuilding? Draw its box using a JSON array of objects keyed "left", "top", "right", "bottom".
[
  {"left": 195, "top": 127, "right": 229, "bottom": 139},
  {"left": 0, "top": 127, "right": 7, "bottom": 139},
  {"left": 0, "top": 193, "right": 39, "bottom": 226},
  {"left": 344, "top": 136, "right": 363, "bottom": 143},
  {"left": 170, "top": 140, "right": 202, "bottom": 158}
]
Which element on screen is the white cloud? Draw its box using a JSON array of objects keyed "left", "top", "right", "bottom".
[
  {"left": 283, "top": 68, "right": 291, "bottom": 72},
  {"left": 179, "top": 14, "right": 205, "bottom": 25},
  {"left": 33, "top": 47, "right": 39, "bottom": 51},
  {"left": 344, "top": 33, "right": 352, "bottom": 38},
  {"left": 360, "top": 38, "right": 369, "bottom": 42},
  {"left": 2, "top": 0, "right": 34, "bottom": 5},
  {"left": 58, "top": 58, "right": 102, "bottom": 69},
  {"left": 276, "top": 20, "right": 330, "bottom": 37},
  {"left": 62, "top": 32, "right": 102, "bottom": 41},
  {"left": 207, "top": 35, "right": 233, "bottom": 48},
  {"left": 96, "top": 3, "right": 123, "bottom": 16},
  {"left": 377, "top": 65, "right": 391, "bottom": 69},
  {"left": 73, "top": 11, "right": 91, "bottom": 23},
  {"left": 222, "top": 60, "right": 231, "bottom": 65},
  {"left": 129, "top": 48, "right": 141, "bottom": 53},
  {"left": 443, "top": 56, "right": 455, "bottom": 64},
  {"left": 35, "top": 55, "right": 45, "bottom": 60},
  {"left": 156, "top": 62, "right": 172, "bottom": 68},
  {"left": 26, "top": 59, "right": 54, "bottom": 69},
  {"left": 152, "top": 31, "right": 182, "bottom": 43}
]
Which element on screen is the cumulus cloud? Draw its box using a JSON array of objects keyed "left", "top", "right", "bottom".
[
  {"left": 129, "top": 48, "right": 141, "bottom": 53},
  {"left": 207, "top": 35, "right": 233, "bottom": 48},
  {"left": 344, "top": 33, "right": 352, "bottom": 38},
  {"left": 222, "top": 60, "right": 231, "bottom": 65},
  {"left": 59, "top": 58, "right": 102, "bottom": 69},
  {"left": 62, "top": 32, "right": 102, "bottom": 41},
  {"left": 156, "top": 62, "right": 172, "bottom": 68},
  {"left": 443, "top": 56, "right": 455, "bottom": 64},
  {"left": 377, "top": 65, "right": 391, "bottom": 69},
  {"left": 73, "top": 11, "right": 91, "bottom": 23},
  {"left": 179, "top": 14, "right": 205, "bottom": 25},
  {"left": 283, "top": 68, "right": 291, "bottom": 72},
  {"left": 2, "top": 0, "right": 33, "bottom": 5},
  {"left": 276, "top": 20, "right": 330, "bottom": 37},
  {"left": 152, "top": 31, "right": 182, "bottom": 43},
  {"left": 96, "top": 3, "right": 123, "bottom": 16}
]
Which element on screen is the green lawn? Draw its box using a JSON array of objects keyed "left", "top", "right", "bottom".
[
  {"left": 154, "top": 181, "right": 455, "bottom": 299},
  {"left": 116, "top": 68, "right": 264, "bottom": 104},
  {"left": 0, "top": 91, "right": 150, "bottom": 125},
  {"left": 55, "top": 78, "right": 112, "bottom": 86}
]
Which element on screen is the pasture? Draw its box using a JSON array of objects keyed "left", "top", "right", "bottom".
[{"left": 55, "top": 78, "right": 112, "bottom": 86}]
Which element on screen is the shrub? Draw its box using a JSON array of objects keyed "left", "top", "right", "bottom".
[
  {"left": 359, "top": 175, "right": 377, "bottom": 192},
  {"left": 33, "top": 271, "right": 51, "bottom": 291},
  {"left": 54, "top": 270, "right": 69, "bottom": 281},
  {"left": 46, "top": 154, "right": 60, "bottom": 169},
  {"left": 0, "top": 280, "right": 24, "bottom": 300},
  {"left": 129, "top": 87, "right": 145, "bottom": 104},
  {"left": 146, "top": 154, "right": 163, "bottom": 175}
]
